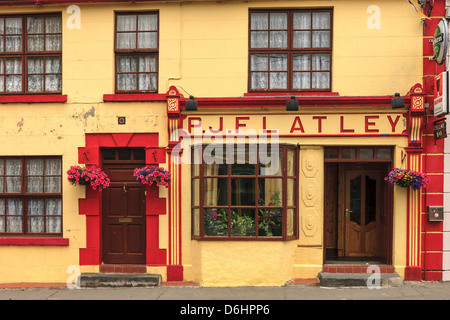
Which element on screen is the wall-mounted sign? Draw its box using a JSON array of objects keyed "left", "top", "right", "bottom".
[
  {"left": 434, "top": 71, "right": 449, "bottom": 117},
  {"left": 434, "top": 118, "right": 447, "bottom": 140},
  {"left": 429, "top": 206, "right": 444, "bottom": 222},
  {"left": 433, "top": 18, "right": 449, "bottom": 65}
]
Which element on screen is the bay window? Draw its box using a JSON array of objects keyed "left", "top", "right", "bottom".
[
  {"left": 0, "top": 14, "right": 62, "bottom": 94},
  {"left": 249, "top": 9, "right": 332, "bottom": 92},
  {"left": 192, "top": 144, "right": 298, "bottom": 240},
  {"left": 0, "top": 157, "right": 62, "bottom": 235}
]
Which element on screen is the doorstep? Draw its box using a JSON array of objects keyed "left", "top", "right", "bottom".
[
  {"left": 79, "top": 273, "right": 161, "bottom": 288},
  {"left": 318, "top": 272, "right": 403, "bottom": 287}
]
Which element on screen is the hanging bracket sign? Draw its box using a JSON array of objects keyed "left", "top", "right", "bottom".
[
  {"left": 433, "top": 18, "right": 449, "bottom": 65},
  {"left": 434, "top": 118, "right": 447, "bottom": 141},
  {"left": 434, "top": 71, "right": 449, "bottom": 117}
]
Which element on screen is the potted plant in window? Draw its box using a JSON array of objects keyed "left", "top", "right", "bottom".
[
  {"left": 67, "top": 165, "right": 110, "bottom": 191},
  {"left": 258, "top": 191, "right": 282, "bottom": 237},
  {"left": 133, "top": 166, "right": 171, "bottom": 187},
  {"left": 384, "top": 168, "right": 430, "bottom": 190}
]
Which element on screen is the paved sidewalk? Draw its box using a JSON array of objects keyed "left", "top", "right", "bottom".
[{"left": 0, "top": 281, "right": 449, "bottom": 300}]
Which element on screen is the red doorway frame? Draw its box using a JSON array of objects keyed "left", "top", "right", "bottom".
[{"left": 77, "top": 133, "right": 167, "bottom": 268}]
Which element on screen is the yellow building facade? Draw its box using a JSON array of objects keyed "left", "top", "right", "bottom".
[{"left": 0, "top": 0, "right": 444, "bottom": 287}]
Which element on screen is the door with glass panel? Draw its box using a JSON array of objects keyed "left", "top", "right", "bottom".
[{"left": 344, "top": 170, "right": 381, "bottom": 257}]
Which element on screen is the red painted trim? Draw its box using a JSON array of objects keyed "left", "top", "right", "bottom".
[
  {"left": 244, "top": 91, "right": 341, "bottom": 97},
  {"left": 0, "top": 95, "right": 67, "bottom": 104},
  {"left": 180, "top": 95, "right": 411, "bottom": 109},
  {"left": 103, "top": 93, "right": 166, "bottom": 102},
  {"left": 0, "top": 237, "right": 69, "bottom": 246}
]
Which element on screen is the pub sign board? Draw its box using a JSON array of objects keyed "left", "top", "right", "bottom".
[
  {"left": 434, "top": 118, "right": 447, "bottom": 140},
  {"left": 434, "top": 71, "right": 449, "bottom": 117}
]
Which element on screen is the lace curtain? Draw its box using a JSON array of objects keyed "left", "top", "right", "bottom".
[
  {"left": 0, "top": 159, "right": 62, "bottom": 233},
  {"left": 116, "top": 14, "right": 158, "bottom": 49},
  {"left": 117, "top": 55, "right": 157, "bottom": 91}
]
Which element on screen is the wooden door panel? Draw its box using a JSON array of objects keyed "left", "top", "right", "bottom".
[{"left": 102, "top": 161, "right": 146, "bottom": 265}]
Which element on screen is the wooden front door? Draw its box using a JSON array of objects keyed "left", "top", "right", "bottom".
[
  {"left": 344, "top": 169, "right": 382, "bottom": 258},
  {"left": 102, "top": 159, "right": 146, "bottom": 264}
]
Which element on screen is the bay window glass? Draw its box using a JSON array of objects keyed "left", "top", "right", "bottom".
[
  {"left": 0, "top": 14, "right": 62, "bottom": 94},
  {"left": 249, "top": 9, "right": 332, "bottom": 92},
  {"left": 192, "top": 144, "right": 298, "bottom": 240},
  {"left": 115, "top": 12, "right": 158, "bottom": 93},
  {"left": 0, "top": 157, "right": 62, "bottom": 235}
]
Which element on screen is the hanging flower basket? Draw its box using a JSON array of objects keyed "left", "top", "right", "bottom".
[
  {"left": 67, "top": 165, "right": 110, "bottom": 191},
  {"left": 384, "top": 168, "right": 430, "bottom": 190},
  {"left": 133, "top": 166, "right": 171, "bottom": 188}
]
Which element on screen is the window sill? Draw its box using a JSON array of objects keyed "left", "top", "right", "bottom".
[
  {"left": 103, "top": 93, "right": 167, "bottom": 102},
  {"left": 244, "top": 91, "right": 340, "bottom": 97},
  {"left": 0, "top": 237, "right": 69, "bottom": 246},
  {"left": 0, "top": 95, "right": 67, "bottom": 104}
]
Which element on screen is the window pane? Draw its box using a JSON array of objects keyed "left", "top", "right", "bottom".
[
  {"left": 204, "top": 208, "right": 228, "bottom": 236},
  {"left": 342, "top": 148, "right": 356, "bottom": 159},
  {"left": 45, "top": 57, "right": 62, "bottom": 73},
  {"left": 250, "top": 31, "right": 268, "bottom": 48},
  {"left": 231, "top": 178, "right": 255, "bottom": 206},
  {"left": 46, "top": 199, "right": 61, "bottom": 215},
  {"left": 117, "top": 33, "right": 136, "bottom": 49},
  {"left": 204, "top": 178, "right": 228, "bottom": 206},
  {"left": 293, "top": 12, "right": 311, "bottom": 29},
  {"left": 44, "top": 74, "right": 62, "bottom": 91},
  {"left": 377, "top": 148, "right": 391, "bottom": 159},
  {"left": 324, "top": 148, "right": 339, "bottom": 159},
  {"left": 359, "top": 148, "right": 374, "bottom": 159},
  {"left": 27, "top": 17, "right": 44, "bottom": 34},
  {"left": 6, "top": 159, "right": 21, "bottom": 175},
  {"left": 5, "top": 35, "right": 21, "bottom": 52},
  {"left": 118, "top": 74, "right": 136, "bottom": 90},
  {"left": 258, "top": 179, "right": 282, "bottom": 206},
  {"left": 7, "top": 216, "right": 22, "bottom": 233},
  {"left": 293, "top": 54, "right": 310, "bottom": 71},
  {"left": 270, "top": 31, "right": 287, "bottom": 48},
  {"left": 0, "top": 18, "right": 4, "bottom": 34},
  {"left": 258, "top": 207, "right": 282, "bottom": 236},
  {"left": 138, "top": 14, "right": 157, "bottom": 31},
  {"left": 45, "top": 17, "right": 62, "bottom": 33},
  {"left": 192, "top": 179, "right": 199, "bottom": 207},
  {"left": 251, "top": 72, "right": 268, "bottom": 89},
  {"left": 287, "top": 179, "right": 295, "bottom": 206},
  {"left": 251, "top": 54, "right": 268, "bottom": 71},
  {"left": 138, "top": 73, "right": 157, "bottom": 91},
  {"left": 45, "top": 34, "right": 62, "bottom": 51},
  {"left": 231, "top": 147, "right": 256, "bottom": 175},
  {"left": 259, "top": 146, "right": 282, "bottom": 176},
  {"left": 231, "top": 209, "right": 255, "bottom": 236},
  {"left": 286, "top": 209, "right": 294, "bottom": 237},
  {"left": 138, "top": 55, "right": 157, "bottom": 72},
  {"left": 117, "top": 15, "right": 136, "bottom": 31},
  {"left": 287, "top": 148, "right": 295, "bottom": 176},
  {"left": 117, "top": 56, "right": 137, "bottom": 72},
  {"left": 251, "top": 13, "right": 268, "bottom": 30},
  {"left": 46, "top": 216, "right": 61, "bottom": 233},
  {"left": 270, "top": 54, "right": 287, "bottom": 71},
  {"left": 5, "top": 58, "right": 21, "bottom": 74},
  {"left": 28, "top": 199, "right": 44, "bottom": 215},
  {"left": 312, "top": 31, "right": 330, "bottom": 47},
  {"left": 138, "top": 32, "right": 157, "bottom": 49},
  {"left": 28, "top": 75, "right": 44, "bottom": 92},
  {"left": 312, "top": 12, "right": 330, "bottom": 29},
  {"left": 293, "top": 31, "right": 310, "bottom": 48},
  {"left": 27, "top": 35, "right": 44, "bottom": 51},
  {"left": 192, "top": 208, "right": 200, "bottom": 236},
  {"left": 44, "top": 176, "right": 61, "bottom": 193},
  {"left": 312, "top": 72, "right": 330, "bottom": 89},
  {"left": 312, "top": 54, "right": 330, "bottom": 70},
  {"left": 28, "top": 58, "right": 44, "bottom": 73},
  {"left": 270, "top": 13, "right": 287, "bottom": 29},
  {"left": 293, "top": 72, "right": 310, "bottom": 89},
  {"left": 45, "top": 159, "right": 61, "bottom": 176},
  {"left": 270, "top": 72, "right": 287, "bottom": 89},
  {"left": 5, "top": 18, "right": 21, "bottom": 34}
]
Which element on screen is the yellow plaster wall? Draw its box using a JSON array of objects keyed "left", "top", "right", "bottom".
[{"left": 0, "top": 0, "right": 418, "bottom": 284}]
